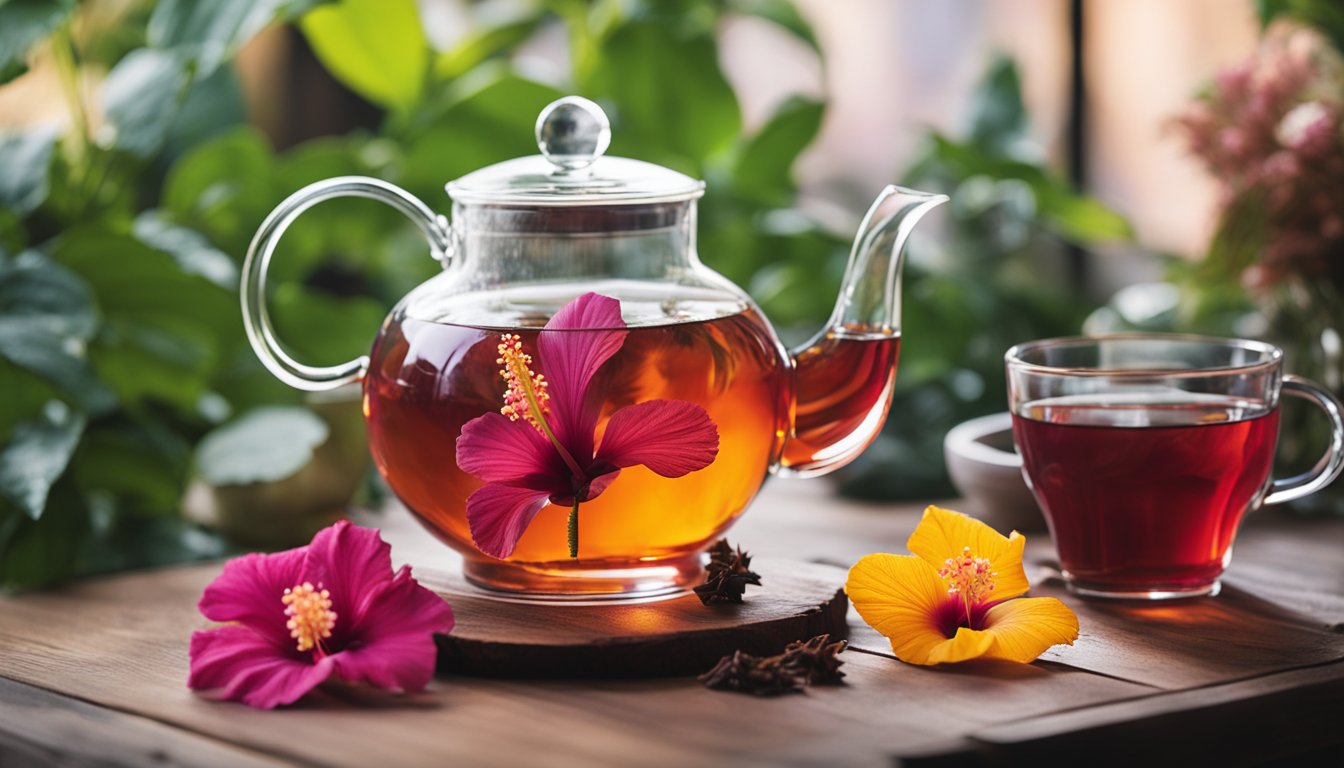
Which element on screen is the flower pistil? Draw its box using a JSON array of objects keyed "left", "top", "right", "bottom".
[
  {"left": 282, "top": 582, "right": 336, "bottom": 654},
  {"left": 497, "top": 334, "right": 583, "bottom": 477},
  {"left": 939, "top": 546, "right": 997, "bottom": 626}
]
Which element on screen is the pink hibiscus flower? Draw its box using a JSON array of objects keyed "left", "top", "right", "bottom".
[
  {"left": 456, "top": 292, "right": 720, "bottom": 559},
  {"left": 188, "top": 521, "right": 454, "bottom": 709}
]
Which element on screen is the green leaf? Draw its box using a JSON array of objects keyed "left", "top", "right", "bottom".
[
  {"left": 133, "top": 210, "right": 238, "bottom": 289},
  {"left": 0, "top": 0, "right": 75, "bottom": 84},
  {"left": 0, "top": 251, "right": 115, "bottom": 414},
  {"left": 162, "top": 64, "right": 248, "bottom": 160},
  {"left": 50, "top": 228, "right": 236, "bottom": 412},
  {"left": 434, "top": 15, "right": 544, "bottom": 80},
  {"left": 261, "top": 136, "right": 401, "bottom": 287},
  {"left": 727, "top": 0, "right": 820, "bottom": 53},
  {"left": 300, "top": 0, "right": 428, "bottom": 110},
  {"left": 0, "top": 401, "right": 85, "bottom": 519},
  {"left": 72, "top": 419, "right": 190, "bottom": 517},
  {"left": 0, "top": 360, "right": 59, "bottom": 445},
  {"left": 0, "top": 208, "right": 24, "bottom": 255},
  {"left": 0, "top": 478, "right": 88, "bottom": 591},
  {"left": 161, "top": 127, "right": 277, "bottom": 255},
  {"left": 730, "top": 96, "right": 824, "bottom": 205},
  {"left": 147, "top": 0, "right": 288, "bottom": 77},
  {"left": 81, "top": 516, "right": 227, "bottom": 577},
  {"left": 195, "top": 406, "right": 329, "bottom": 485},
  {"left": 917, "top": 135, "right": 1131, "bottom": 244},
  {"left": 400, "top": 71, "right": 563, "bottom": 198},
  {"left": 741, "top": 225, "right": 846, "bottom": 326},
  {"left": 1036, "top": 187, "right": 1134, "bottom": 243},
  {"left": 101, "top": 47, "right": 192, "bottom": 158},
  {"left": 270, "top": 284, "right": 386, "bottom": 367},
  {"left": 210, "top": 347, "right": 303, "bottom": 414},
  {"left": 0, "top": 127, "right": 57, "bottom": 215},
  {"left": 0, "top": 250, "right": 96, "bottom": 340},
  {"left": 967, "top": 56, "right": 1029, "bottom": 157},
  {"left": 53, "top": 228, "right": 237, "bottom": 344},
  {"left": 90, "top": 317, "right": 219, "bottom": 413},
  {"left": 582, "top": 20, "right": 741, "bottom": 171}
]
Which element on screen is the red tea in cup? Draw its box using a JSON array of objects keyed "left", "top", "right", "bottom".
[
  {"left": 1006, "top": 335, "right": 1343, "bottom": 599},
  {"left": 1012, "top": 396, "right": 1279, "bottom": 596}
]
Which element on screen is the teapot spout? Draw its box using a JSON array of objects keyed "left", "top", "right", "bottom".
[
  {"left": 780, "top": 185, "right": 947, "bottom": 476},
  {"left": 824, "top": 184, "right": 949, "bottom": 338}
]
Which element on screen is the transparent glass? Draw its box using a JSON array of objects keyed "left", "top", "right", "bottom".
[
  {"left": 241, "top": 170, "right": 945, "bottom": 599},
  {"left": 1006, "top": 334, "right": 1344, "bottom": 599}
]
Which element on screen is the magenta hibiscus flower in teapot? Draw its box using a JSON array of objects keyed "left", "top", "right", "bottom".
[{"left": 241, "top": 96, "right": 946, "bottom": 600}]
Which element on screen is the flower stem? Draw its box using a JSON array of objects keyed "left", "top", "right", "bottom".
[
  {"left": 567, "top": 501, "right": 580, "bottom": 559},
  {"left": 51, "top": 24, "right": 92, "bottom": 204},
  {"left": 50, "top": 23, "right": 89, "bottom": 180}
]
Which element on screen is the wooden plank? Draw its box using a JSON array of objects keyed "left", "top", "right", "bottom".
[
  {"left": 1028, "top": 539, "right": 1344, "bottom": 689},
  {"left": 725, "top": 482, "right": 1344, "bottom": 689},
  {"left": 0, "top": 676, "right": 287, "bottom": 768},
  {"left": 908, "top": 661, "right": 1344, "bottom": 767},
  {"left": 4, "top": 481, "right": 1342, "bottom": 765},
  {"left": 0, "top": 559, "right": 1149, "bottom": 766},
  {"left": 427, "top": 558, "right": 849, "bottom": 677}
]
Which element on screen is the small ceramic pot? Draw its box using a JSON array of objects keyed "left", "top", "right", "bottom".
[{"left": 943, "top": 412, "right": 1044, "bottom": 532}]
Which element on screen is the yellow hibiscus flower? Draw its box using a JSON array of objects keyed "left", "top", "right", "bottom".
[{"left": 846, "top": 505, "right": 1079, "bottom": 665}]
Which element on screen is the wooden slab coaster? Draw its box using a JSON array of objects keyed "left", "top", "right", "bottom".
[{"left": 421, "top": 557, "right": 848, "bottom": 678}]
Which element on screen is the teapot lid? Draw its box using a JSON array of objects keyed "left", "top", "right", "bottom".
[{"left": 445, "top": 96, "right": 705, "bottom": 206}]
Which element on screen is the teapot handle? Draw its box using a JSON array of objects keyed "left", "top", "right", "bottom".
[{"left": 241, "top": 176, "right": 453, "bottom": 391}]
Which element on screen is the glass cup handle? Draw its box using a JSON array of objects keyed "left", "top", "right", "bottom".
[
  {"left": 240, "top": 176, "right": 453, "bottom": 392},
  {"left": 1264, "top": 375, "right": 1344, "bottom": 505}
]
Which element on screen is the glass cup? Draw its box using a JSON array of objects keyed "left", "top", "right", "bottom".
[{"left": 1005, "top": 333, "right": 1344, "bottom": 599}]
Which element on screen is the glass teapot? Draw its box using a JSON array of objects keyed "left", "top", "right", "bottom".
[{"left": 242, "top": 96, "right": 946, "bottom": 600}]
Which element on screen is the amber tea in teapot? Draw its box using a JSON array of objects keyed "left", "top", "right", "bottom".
[{"left": 242, "top": 96, "right": 944, "bottom": 600}]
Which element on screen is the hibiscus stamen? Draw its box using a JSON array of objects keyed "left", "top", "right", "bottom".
[
  {"left": 496, "top": 334, "right": 585, "bottom": 477},
  {"left": 497, "top": 334, "right": 551, "bottom": 430},
  {"left": 282, "top": 582, "right": 337, "bottom": 655},
  {"left": 938, "top": 547, "right": 996, "bottom": 626}
]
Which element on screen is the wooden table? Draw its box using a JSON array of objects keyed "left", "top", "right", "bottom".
[{"left": 3, "top": 481, "right": 1344, "bottom": 767}]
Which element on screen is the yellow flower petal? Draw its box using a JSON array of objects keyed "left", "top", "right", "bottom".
[
  {"left": 980, "top": 597, "right": 1080, "bottom": 663},
  {"left": 846, "top": 553, "right": 962, "bottom": 665},
  {"left": 925, "top": 627, "right": 996, "bottom": 664},
  {"left": 906, "top": 505, "right": 1030, "bottom": 600}
]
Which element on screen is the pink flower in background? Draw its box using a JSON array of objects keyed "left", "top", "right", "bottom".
[
  {"left": 188, "top": 521, "right": 454, "bottom": 709},
  {"left": 1174, "top": 22, "right": 1344, "bottom": 289},
  {"left": 456, "top": 292, "right": 719, "bottom": 560}
]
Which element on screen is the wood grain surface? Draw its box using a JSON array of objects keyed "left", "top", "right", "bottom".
[
  {"left": 427, "top": 558, "right": 848, "bottom": 677},
  {"left": 2, "top": 480, "right": 1343, "bottom": 766}
]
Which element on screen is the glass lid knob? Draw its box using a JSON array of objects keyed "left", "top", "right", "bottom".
[{"left": 535, "top": 96, "right": 612, "bottom": 173}]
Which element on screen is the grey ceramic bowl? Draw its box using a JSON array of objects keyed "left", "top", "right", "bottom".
[{"left": 943, "top": 412, "right": 1045, "bottom": 532}]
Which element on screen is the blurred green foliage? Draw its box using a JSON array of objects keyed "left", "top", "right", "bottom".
[{"left": 0, "top": 0, "right": 1128, "bottom": 589}]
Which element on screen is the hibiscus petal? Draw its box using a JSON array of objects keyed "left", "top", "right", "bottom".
[
  {"left": 981, "top": 597, "right": 1080, "bottom": 663},
  {"left": 189, "top": 626, "right": 334, "bottom": 709},
  {"left": 457, "top": 411, "right": 562, "bottom": 484},
  {"left": 332, "top": 566, "right": 455, "bottom": 692},
  {"left": 595, "top": 399, "right": 719, "bottom": 477},
  {"left": 925, "top": 627, "right": 997, "bottom": 664},
  {"left": 198, "top": 547, "right": 306, "bottom": 640},
  {"left": 906, "top": 505, "right": 1030, "bottom": 600},
  {"left": 467, "top": 482, "right": 552, "bottom": 559},
  {"left": 539, "top": 293, "right": 627, "bottom": 451},
  {"left": 304, "top": 521, "right": 395, "bottom": 624},
  {"left": 846, "top": 553, "right": 964, "bottom": 665}
]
